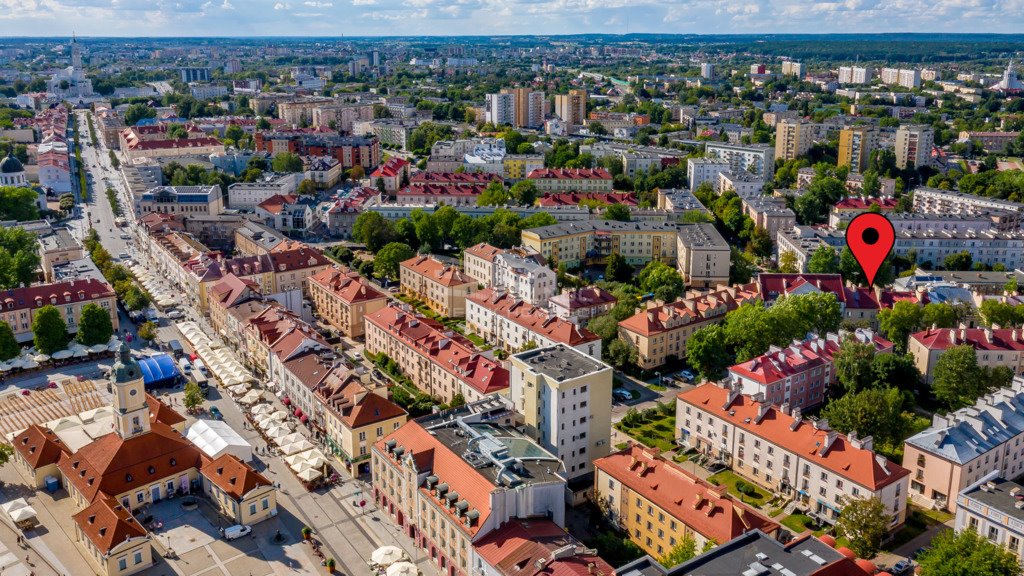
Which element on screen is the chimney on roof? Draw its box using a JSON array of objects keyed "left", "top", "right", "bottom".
[{"left": 780, "top": 402, "right": 790, "bottom": 416}]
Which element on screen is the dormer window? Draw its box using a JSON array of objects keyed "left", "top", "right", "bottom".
[{"left": 50, "top": 297, "right": 56, "bottom": 304}]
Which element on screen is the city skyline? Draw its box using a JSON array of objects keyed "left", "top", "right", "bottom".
[{"left": 3, "top": 0, "right": 1024, "bottom": 37}]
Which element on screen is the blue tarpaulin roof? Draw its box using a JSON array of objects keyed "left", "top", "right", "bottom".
[{"left": 138, "top": 354, "right": 180, "bottom": 388}]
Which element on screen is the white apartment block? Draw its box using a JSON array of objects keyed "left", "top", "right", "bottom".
[
  {"left": 781, "top": 61, "right": 804, "bottom": 77},
  {"left": 687, "top": 157, "right": 728, "bottom": 192},
  {"left": 881, "top": 68, "right": 921, "bottom": 89},
  {"left": 509, "top": 345, "right": 613, "bottom": 485},
  {"left": 912, "top": 186, "right": 1024, "bottom": 225},
  {"left": 838, "top": 66, "right": 872, "bottom": 85},
  {"left": 955, "top": 473, "right": 1024, "bottom": 563},
  {"left": 484, "top": 93, "right": 515, "bottom": 126},
  {"left": 716, "top": 170, "right": 764, "bottom": 198},
  {"left": 678, "top": 383, "right": 910, "bottom": 530},
  {"left": 894, "top": 229, "right": 1024, "bottom": 271},
  {"left": 705, "top": 142, "right": 775, "bottom": 182},
  {"left": 227, "top": 173, "right": 304, "bottom": 210},
  {"left": 492, "top": 252, "right": 557, "bottom": 306},
  {"left": 700, "top": 63, "right": 715, "bottom": 80}
]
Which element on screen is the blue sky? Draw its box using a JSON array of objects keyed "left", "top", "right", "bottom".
[{"left": 1, "top": 0, "right": 1024, "bottom": 37}]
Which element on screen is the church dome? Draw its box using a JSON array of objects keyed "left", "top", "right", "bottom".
[
  {"left": 0, "top": 153, "right": 24, "bottom": 174},
  {"left": 111, "top": 341, "right": 142, "bottom": 383}
]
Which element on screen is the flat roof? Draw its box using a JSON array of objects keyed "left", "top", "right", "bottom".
[
  {"left": 962, "top": 476, "right": 1024, "bottom": 524},
  {"left": 513, "top": 344, "right": 609, "bottom": 382},
  {"left": 525, "top": 220, "right": 681, "bottom": 240}
]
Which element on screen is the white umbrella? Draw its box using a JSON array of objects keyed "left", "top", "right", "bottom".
[
  {"left": 371, "top": 546, "right": 408, "bottom": 568},
  {"left": 8, "top": 358, "right": 24, "bottom": 369},
  {"left": 256, "top": 415, "right": 276, "bottom": 429},
  {"left": 0, "top": 362, "right": 10, "bottom": 372},
  {"left": 303, "top": 451, "right": 328, "bottom": 470},
  {"left": 386, "top": 562, "right": 419, "bottom": 576},
  {"left": 282, "top": 439, "right": 315, "bottom": 455},
  {"left": 22, "top": 360, "right": 38, "bottom": 369},
  {"left": 68, "top": 342, "right": 87, "bottom": 353},
  {"left": 265, "top": 425, "right": 291, "bottom": 439},
  {"left": 297, "top": 467, "right": 322, "bottom": 482},
  {"left": 52, "top": 350, "right": 74, "bottom": 360},
  {"left": 275, "top": 432, "right": 304, "bottom": 447},
  {"left": 33, "top": 354, "right": 50, "bottom": 362},
  {"left": 285, "top": 452, "right": 309, "bottom": 467},
  {"left": 270, "top": 410, "right": 288, "bottom": 422},
  {"left": 89, "top": 344, "right": 108, "bottom": 354},
  {"left": 239, "top": 390, "right": 262, "bottom": 405},
  {"left": 228, "top": 383, "right": 250, "bottom": 395},
  {"left": 251, "top": 404, "right": 273, "bottom": 416},
  {"left": 73, "top": 348, "right": 89, "bottom": 358}
]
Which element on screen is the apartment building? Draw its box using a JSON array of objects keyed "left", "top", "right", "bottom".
[
  {"left": 372, "top": 397, "right": 565, "bottom": 576},
  {"left": 837, "top": 125, "right": 879, "bottom": 173},
  {"left": 484, "top": 92, "right": 515, "bottom": 126},
  {"left": 880, "top": 68, "right": 921, "bottom": 89},
  {"left": 677, "top": 383, "right": 910, "bottom": 530},
  {"left": 400, "top": 255, "right": 477, "bottom": 318},
  {"left": 912, "top": 186, "right": 1024, "bottom": 227},
  {"left": 909, "top": 327, "right": 1024, "bottom": 384},
  {"left": 364, "top": 305, "right": 509, "bottom": 403},
  {"left": 776, "top": 226, "right": 848, "bottom": 272},
  {"left": 716, "top": 170, "right": 763, "bottom": 198},
  {"left": 501, "top": 154, "right": 544, "bottom": 182},
  {"left": 894, "top": 228, "right": 1024, "bottom": 271},
  {"left": 903, "top": 378, "right": 1024, "bottom": 512},
  {"left": 502, "top": 87, "right": 546, "bottom": 129},
  {"left": 526, "top": 168, "right": 613, "bottom": 193},
  {"left": 656, "top": 188, "right": 711, "bottom": 216},
  {"left": 398, "top": 172, "right": 502, "bottom": 207},
  {"left": 509, "top": 345, "right": 613, "bottom": 487},
  {"left": 38, "top": 228, "right": 84, "bottom": 282},
  {"left": 728, "top": 329, "right": 893, "bottom": 409},
  {"left": 955, "top": 473, "right": 1024, "bottom": 562},
  {"left": 466, "top": 288, "right": 602, "bottom": 359},
  {"left": 492, "top": 251, "right": 557, "bottom": 306},
  {"left": 0, "top": 279, "right": 118, "bottom": 343},
  {"left": 369, "top": 157, "right": 410, "bottom": 193},
  {"left": 462, "top": 243, "right": 504, "bottom": 288},
  {"left": 473, "top": 519, "right": 613, "bottom": 576},
  {"left": 226, "top": 173, "right": 304, "bottom": 210},
  {"left": 118, "top": 128, "right": 225, "bottom": 161},
  {"left": 686, "top": 158, "right": 728, "bottom": 192},
  {"left": 704, "top": 142, "right": 775, "bottom": 181},
  {"left": 520, "top": 220, "right": 681, "bottom": 268},
  {"left": 253, "top": 132, "right": 381, "bottom": 171},
  {"left": 307, "top": 266, "right": 388, "bottom": 338},
  {"left": 594, "top": 445, "right": 780, "bottom": 558},
  {"left": 958, "top": 131, "right": 1021, "bottom": 153},
  {"left": 554, "top": 89, "right": 587, "bottom": 129},
  {"left": 839, "top": 66, "right": 873, "bottom": 85},
  {"left": 675, "top": 223, "right": 731, "bottom": 289},
  {"left": 138, "top": 185, "right": 224, "bottom": 217},
  {"left": 828, "top": 197, "right": 899, "bottom": 227},
  {"left": 895, "top": 125, "right": 934, "bottom": 169},
  {"left": 309, "top": 102, "right": 374, "bottom": 132},
  {"left": 549, "top": 286, "right": 617, "bottom": 326},
  {"left": 775, "top": 119, "right": 817, "bottom": 161},
  {"left": 742, "top": 197, "right": 796, "bottom": 240},
  {"left": 353, "top": 119, "right": 418, "bottom": 151},
  {"left": 618, "top": 284, "right": 760, "bottom": 370}
]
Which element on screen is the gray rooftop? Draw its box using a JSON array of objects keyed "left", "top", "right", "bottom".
[
  {"left": 415, "top": 396, "right": 564, "bottom": 487},
  {"left": 906, "top": 378, "right": 1024, "bottom": 465},
  {"left": 618, "top": 530, "right": 848, "bottom": 576},
  {"left": 39, "top": 228, "right": 80, "bottom": 252},
  {"left": 525, "top": 220, "right": 682, "bottom": 240},
  {"left": 678, "top": 222, "right": 729, "bottom": 250},
  {"left": 962, "top": 475, "right": 1024, "bottom": 524},
  {"left": 513, "top": 344, "right": 609, "bottom": 382}
]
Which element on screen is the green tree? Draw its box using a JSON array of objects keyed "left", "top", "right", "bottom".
[
  {"left": 509, "top": 180, "right": 538, "bottom": 206},
  {"left": 271, "top": 152, "right": 304, "bottom": 173},
  {"left": 746, "top": 227, "right": 774, "bottom": 259},
  {"left": 224, "top": 123, "right": 245, "bottom": 143},
  {"left": 871, "top": 353, "right": 920, "bottom": 389},
  {"left": 76, "top": 303, "right": 113, "bottom": 346},
  {"left": 724, "top": 302, "right": 778, "bottom": 362},
  {"left": 297, "top": 179, "right": 317, "bottom": 196},
  {"left": 32, "top": 305, "right": 68, "bottom": 355},
  {"left": 836, "top": 496, "right": 890, "bottom": 558},
  {"left": 840, "top": 246, "right": 894, "bottom": 287},
  {"left": 59, "top": 193, "right": 75, "bottom": 212},
  {"left": 979, "top": 300, "right": 1022, "bottom": 327},
  {"left": 165, "top": 123, "right": 188, "bottom": 139},
  {"left": 832, "top": 338, "right": 877, "bottom": 394},
  {"left": 916, "top": 529, "right": 1020, "bottom": 576},
  {"left": 124, "top": 103, "right": 156, "bottom": 126},
  {"left": 352, "top": 212, "right": 396, "bottom": 252},
  {"left": 821, "top": 387, "right": 907, "bottom": 447},
  {"left": 773, "top": 292, "right": 842, "bottom": 337},
  {"left": 922, "top": 302, "right": 960, "bottom": 329},
  {"left": 414, "top": 213, "right": 442, "bottom": 252},
  {"left": 659, "top": 535, "right": 697, "bottom": 568},
  {"left": 638, "top": 261, "right": 685, "bottom": 302},
  {"left": 604, "top": 252, "right": 632, "bottom": 283},
  {"left": 477, "top": 182, "right": 510, "bottom": 206},
  {"left": 933, "top": 345, "right": 1002, "bottom": 410},
  {"left": 449, "top": 393, "right": 466, "bottom": 408},
  {"left": 374, "top": 242, "right": 415, "bottom": 281},
  {"left": 606, "top": 339, "right": 637, "bottom": 369},
  {"left": 944, "top": 250, "right": 973, "bottom": 271},
  {"left": 806, "top": 245, "right": 840, "bottom": 274},
  {"left": 687, "top": 325, "right": 732, "bottom": 381},
  {"left": 603, "top": 203, "right": 631, "bottom": 222},
  {"left": 0, "top": 320, "right": 19, "bottom": 361},
  {"left": 137, "top": 321, "right": 157, "bottom": 342},
  {"left": 184, "top": 381, "right": 205, "bottom": 412},
  {"left": 877, "top": 301, "right": 924, "bottom": 354},
  {"left": 0, "top": 187, "right": 41, "bottom": 224},
  {"left": 729, "top": 248, "right": 757, "bottom": 284},
  {"left": 588, "top": 121, "right": 607, "bottom": 135},
  {"left": 0, "top": 443, "right": 12, "bottom": 468},
  {"left": 778, "top": 250, "right": 799, "bottom": 273}
]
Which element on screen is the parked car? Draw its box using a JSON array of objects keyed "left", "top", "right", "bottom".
[
  {"left": 222, "top": 525, "right": 252, "bottom": 540},
  {"left": 167, "top": 310, "right": 185, "bottom": 320},
  {"left": 612, "top": 389, "right": 632, "bottom": 402},
  {"left": 891, "top": 560, "right": 912, "bottom": 575},
  {"left": 679, "top": 369, "right": 695, "bottom": 382},
  {"left": 209, "top": 406, "right": 222, "bottom": 420}
]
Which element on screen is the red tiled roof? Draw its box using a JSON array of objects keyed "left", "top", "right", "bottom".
[
  {"left": 910, "top": 327, "right": 1024, "bottom": 352},
  {"left": 678, "top": 384, "right": 910, "bottom": 490},
  {"left": 200, "top": 453, "right": 272, "bottom": 501},
  {"left": 833, "top": 198, "right": 898, "bottom": 211},
  {"left": 12, "top": 424, "right": 71, "bottom": 469},
  {"left": 729, "top": 331, "right": 892, "bottom": 385},
  {"left": 548, "top": 286, "right": 618, "bottom": 312},
  {"left": 365, "top": 305, "right": 509, "bottom": 395},
  {"left": 267, "top": 246, "right": 331, "bottom": 272},
  {"left": 594, "top": 445, "right": 779, "bottom": 544},
  {"left": 397, "top": 183, "right": 488, "bottom": 198},
  {"left": 72, "top": 497, "right": 148, "bottom": 554},
  {"left": 464, "top": 243, "right": 503, "bottom": 263},
  {"left": 537, "top": 192, "right": 637, "bottom": 207},
  {"left": 345, "top": 392, "right": 407, "bottom": 428},
  {"left": 209, "top": 273, "right": 260, "bottom": 309},
  {"left": 473, "top": 518, "right": 615, "bottom": 576},
  {"left": 527, "top": 168, "right": 613, "bottom": 180},
  {"left": 469, "top": 288, "right": 600, "bottom": 347},
  {"left": 371, "top": 157, "right": 410, "bottom": 179},
  {"left": 309, "top": 267, "right": 387, "bottom": 305},
  {"left": 756, "top": 273, "right": 846, "bottom": 305},
  {"left": 376, "top": 421, "right": 494, "bottom": 536},
  {"left": 256, "top": 194, "right": 299, "bottom": 215},
  {"left": 410, "top": 172, "right": 501, "bottom": 186},
  {"left": 0, "top": 279, "right": 115, "bottom": 313},
  {"left": 619, "top": 284, "right": 758, "bottom": 337},
  {"left": 147, "top": 393, "right": 186, "bottom": 428},
  {"left": 124, "top": 137, "right": 223, "bottom": 151},
  {"left": 401, "top": 256, "right": 474, "bottom": 287}
]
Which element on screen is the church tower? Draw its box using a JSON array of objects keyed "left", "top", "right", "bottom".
[
  {"left": 71, "top": 35, "right": 82, "bottom": 70},
  {"left": 111, "top": 342, "right": 150, "bottom": 440}
]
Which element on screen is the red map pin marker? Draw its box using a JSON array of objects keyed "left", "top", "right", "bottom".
[{"left": 845, "top": 212, "right": 895, "bottom": 287}]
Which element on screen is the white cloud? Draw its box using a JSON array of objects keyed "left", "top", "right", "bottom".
[
  {"left": 273, "top": 1, "right": 290, "bottom": 8},
  {"left": 303, "top": 0, "right": 332, "bottom": 5},
  {"left": 351, "top": 0, "right": 376, "bottom": 4},
  {"left": 221, "top": 0, "right": 233, "bottom": 8}
]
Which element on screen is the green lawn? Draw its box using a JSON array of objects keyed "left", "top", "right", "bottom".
[
  {"left": 885, "top": 503, "right": 952, "bottom": 551},
  {"left": 780, "top": 513, "right": 827, "bottom": 536},
  {"left": 615, "top": 410, "right": 676, "bottom": 452},
  {"left": 707, "top": 470, "right": 771, "bottom": 506}
]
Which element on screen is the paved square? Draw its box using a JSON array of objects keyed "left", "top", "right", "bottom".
[{"left": 223, "top": 553, "right": 273, "bottom": 576}]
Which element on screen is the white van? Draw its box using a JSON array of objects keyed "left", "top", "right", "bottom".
[
  {"left": 193, "top": 359, "right": 208, "bottom": 376},
  {"left": 177, "top": 357, "right": 192, "bottom": 373},
  {"left": 222, "top": 525, "right": 251, "bottom": 540}
]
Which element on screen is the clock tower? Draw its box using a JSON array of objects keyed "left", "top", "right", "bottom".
[{"left": 111, "top": 342, "right": 150, "bottom": 440}]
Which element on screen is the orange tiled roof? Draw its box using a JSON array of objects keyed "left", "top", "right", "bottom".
[
  {"left": 12, "top": 424, "right": 71, "bottom": 469},
  {"left": 464, "top": 242, "right": 503, "bottom": 263},
  {"left": 618, "top": 284, "right": 759, "bottom": 337},
  {"left": 200, "top": 453, "right": 272, "bottom": 501},
  {"left": 72, "top": 497, "right": 148, "bottom": 554},
  {"left": 309, "top": 267, "right": 387, "bottom": 304},
  {"left": 468, "top": 288, "right": 600, "bottom": 347},
  {"left": 401, "top": 255, "right": 474, "bottom": 287},
  {"left": 677, "top": 384, "right": 910, "bottom": 490}
]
